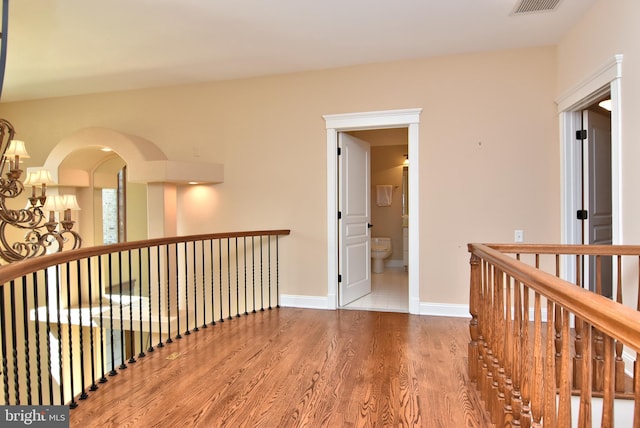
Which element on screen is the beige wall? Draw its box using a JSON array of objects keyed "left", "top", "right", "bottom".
[
  {"left": 557, "top": 0, "right": 640, "bottom": 307},
  {"left": 0, "top": 45, "right": 560, "bottom": 308}
]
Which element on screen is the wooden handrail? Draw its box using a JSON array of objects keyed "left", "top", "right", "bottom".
[
  {"left": 469, "top": 243, "right": 640, "bottom": 353},
  {"left": 0, "top": 229, "right": 291, "bottom": 285},
  {"left": 485, "top": 243, "right": 640, "bottom": 256}
]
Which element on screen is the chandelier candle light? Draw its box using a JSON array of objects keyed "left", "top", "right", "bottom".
[{"left": 0, "top": 118, "right": 81, "bottom": 263}]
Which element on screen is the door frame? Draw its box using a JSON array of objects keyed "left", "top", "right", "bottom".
[
  {"left": 558, "top": 55, "right": 622, "bottom": 284},
  {"left": 324, "top": 108, "right": 422, "bottom": 314}
]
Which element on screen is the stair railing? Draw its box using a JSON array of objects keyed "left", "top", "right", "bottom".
[
  {"left": 0, "top": 229, "right": 290, "bottom": 408},
  {"left": 468, "top": 243, "right": 640, "bottom": 427}
]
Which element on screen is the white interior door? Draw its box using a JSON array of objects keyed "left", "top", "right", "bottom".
[
  {"left": 338, "top": 133, "right": 371, "bottom": 306},
  {"left": 583, "top": 108, "right": 612, "bottom": 296}
]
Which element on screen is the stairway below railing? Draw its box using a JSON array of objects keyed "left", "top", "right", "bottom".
[
  {"left": 0, "top": 229, "right": 290, "bottom": 408},
  {"left": 468, "top": 243, "right": 640, "bottom": 427}
]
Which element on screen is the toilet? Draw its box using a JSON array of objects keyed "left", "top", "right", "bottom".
[{"left": 371, "top": 237, "right": 392, "bottom": 274}]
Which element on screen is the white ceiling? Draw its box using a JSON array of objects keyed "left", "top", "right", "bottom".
[{"left": 1, "top": 0, "right": 597, "bottom": 102}]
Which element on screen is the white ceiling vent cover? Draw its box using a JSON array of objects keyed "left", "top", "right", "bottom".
[{"left": 512, "top": 0, "right": 562, "bottom": 15}]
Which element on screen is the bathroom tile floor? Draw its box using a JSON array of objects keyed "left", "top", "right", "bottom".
[{"left": 343, "top": 267, "right": 409, "bottom": 312}]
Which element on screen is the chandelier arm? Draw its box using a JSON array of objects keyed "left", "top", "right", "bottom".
[
  {"left": 0, "top": 221, "right": 33, "bottom": 263},
  {"left": 0, "top": 202, "right": 45, "bottom": 230},
  {"left": 5, "top": 230, "right": 65, "bottom": 262},
  {"left": 13, "top": 209, "right": 46, "bottom": 230},
  {"left": 35, "top": 232, "right": 65, "bottom": 256},
  {"left": 0, "top": 176, "right": 22, "bottom": 199},
  {"left": 59, "top": 230, "right": 82, "bottom": 251}
]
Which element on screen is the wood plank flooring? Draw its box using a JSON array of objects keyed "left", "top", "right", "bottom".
[{"left": 69, "top": 308, "right": 492, "bottom": 427}]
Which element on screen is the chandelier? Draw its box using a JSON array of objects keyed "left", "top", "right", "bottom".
[{"left": 0, "top": 118, "right": 81, "bottom": 263}]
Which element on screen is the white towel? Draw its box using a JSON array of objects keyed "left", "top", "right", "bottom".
[{"left": 376, "top": 185, "right": 393, "bottom": 207}]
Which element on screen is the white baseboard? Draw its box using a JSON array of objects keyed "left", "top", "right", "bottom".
[
  {"left": 419, "top": 302, "right": 471, "bottom": 318},
  {"left": 418, "top": 304, "right": 546, "bottom": 320},
  {"left": 623, "top": 349, "right": 635, "bottom": 377},
  {"left": 282, "top": 295, "right": 472, "bottom": 318},
  {"left": 280, "top": 294, "right": 331, "bottom": 310}
]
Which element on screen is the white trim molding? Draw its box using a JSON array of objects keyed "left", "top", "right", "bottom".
[
  {"left": 558, "top": 54, "right": 623, "bottom": 270},
  {"left": 556, "top": 55, "right": 623, "bottom": 112},
  {"left": 324, "top": 108, "right": 422, "bottom": 130}
]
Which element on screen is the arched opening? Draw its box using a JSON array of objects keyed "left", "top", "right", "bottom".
[
  {"left": 55, "top": 145, "right": 147, "bottom": 247},
  {"left": 43, "top": 127, "right": 224, "bottom": 242}
]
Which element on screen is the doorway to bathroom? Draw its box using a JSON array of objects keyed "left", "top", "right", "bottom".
[
  {"left": 324, "top": 108, "right": 422, "bottom": 314},
  {"left": 341, "top": 128, "right": 409, "bottom": 312}
]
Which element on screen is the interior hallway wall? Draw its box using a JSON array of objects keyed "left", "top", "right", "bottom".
[{"left": 0, "top": 45, "right": 559, "bottom": 309}]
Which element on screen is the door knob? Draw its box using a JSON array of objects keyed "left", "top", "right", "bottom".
[{"left": 367, "top": 223, "right": 373, "bottom": 228}]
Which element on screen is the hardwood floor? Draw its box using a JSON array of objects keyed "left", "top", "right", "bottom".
[{"left": 69, "top": 308, "right": 492, "bottom": 427}]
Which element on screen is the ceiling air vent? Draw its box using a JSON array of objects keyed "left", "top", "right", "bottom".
[{"left": 512, "top": 0, "right": 562, "bottom": 15}]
